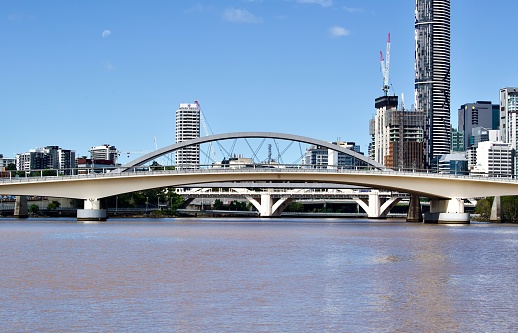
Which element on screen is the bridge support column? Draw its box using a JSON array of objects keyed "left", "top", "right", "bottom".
[
  {"left": 246, "top": 194, "right": 293, "bottom": 217},
  {"left": 424, "top": 198, "right": 470, "bottom": 224},
  {"left": 353, "top": 191, "right": 401, "bottom": 219},
  {"left": 14, "top": 196, "right": 28, "bottom": 218},
  {"left": 406, "top": 194, "right": 423, "bottom": 222},
  {"left": 77, "top": 199, "right": 107, "bottom": 222},
  {"left": 490, "top": 196, "right": 503, "bottom": 222}
]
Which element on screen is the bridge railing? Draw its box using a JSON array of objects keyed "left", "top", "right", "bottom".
[{"left": 1, "top": 164, "right": 517, "bottom": 184}]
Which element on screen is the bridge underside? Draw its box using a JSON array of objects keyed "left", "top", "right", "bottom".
[{"left": 4, "top": 170, "right": 518, "bottom": 223}]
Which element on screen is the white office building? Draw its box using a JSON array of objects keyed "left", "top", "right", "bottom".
[
  {"left": 89, "top": 144, "right": 118, "bottom": 164},
  {"left": 175, "top": 102, "right": 200, "bottom": 166},
  {"left": 471, "top": 141, "right": 513, "bottom": 177}
]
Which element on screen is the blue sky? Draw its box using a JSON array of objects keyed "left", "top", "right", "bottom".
[{"left": 1, "top": 0, "right": 517, "bottom": 163}]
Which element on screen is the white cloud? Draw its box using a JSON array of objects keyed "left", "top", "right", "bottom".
[
  {"left": 295, "top": 0, "right": 333, "bottom": 7},
  {"left": 185, "top": 3, "right": 206, "bottom": 13},
  {"left": 7, "top": 13, "right": 35, "bottom": 22},
  {"left": 223, "top": 8, "right": 263, "bottom": 23},
  {"left": 329, "top": 26, "right": 350, "bottom": 37},
  {"left": 101, "top": 30, "right": 112, "bottom": 38},
  {"left": 8, "top": 14, "right": 21, "bottom": 21},
  {"left": 343, "top": 7, "right": 363, "bottom": 13},
  {"left": 103, "top": 62, "right": 115, "bottom": 71}
]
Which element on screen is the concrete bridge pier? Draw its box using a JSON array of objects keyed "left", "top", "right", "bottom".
[
  {"left": 77, "top": 198, "right": 107, "bottom": 221},
  {"left": 406, "top": 194, "right": 423, "bottom": 222},
  {"left": 353, "top": 191, "right": 401, "bottom": 219},
  {"left": 246, "top": 194, "right": 293, "bottom": 217},
  {"left": 424, "top": 198, "right": 470, "bottom": 224},
  {"left": 14, "top": 196, "right": 28, "bottom": 218},
  {"left": 490, "top": 196, "right": 503, "bottom": 222}
]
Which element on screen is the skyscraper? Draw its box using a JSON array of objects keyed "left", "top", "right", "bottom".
[
  {"left": 499, "top": 87, "right": 518, "bottom": 175},
  {"left": 458, "top": 101, "right": 497, "bottom": 149},
  {"left": 175, "top": 102, "right": 200, "bottom": 167},
  {"left": 415, "top": 0, "right": 451, "bottom": 168}
]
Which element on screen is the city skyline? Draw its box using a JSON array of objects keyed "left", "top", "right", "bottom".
[{"left": 1, "top": 1, "right": 517, "bottom": 163}]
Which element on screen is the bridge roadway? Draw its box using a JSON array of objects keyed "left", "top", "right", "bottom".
[{"left": 2, "top": 166, "right": 518, "bottom": 222}]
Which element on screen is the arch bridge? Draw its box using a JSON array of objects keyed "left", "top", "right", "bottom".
[
  {"left": 119, "top": 131, "right": 384, "bottom": 171},
  {"left": 1, "top": 132, "right": 517, "bottom": 223}
]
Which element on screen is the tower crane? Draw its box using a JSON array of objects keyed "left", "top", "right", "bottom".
[{"left": 380, "top": 32, "right": 391, "bottom": 96}]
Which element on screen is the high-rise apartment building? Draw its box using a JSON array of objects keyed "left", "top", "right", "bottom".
[
  {"left": 175, "top": 102, "right": 200, "bottom": 166},
  {"left": 499, "top": 87, "right": 518, "bottom": 175},
  {"left": 415, "top": 0, "right": 451, "bottom": 168},
  {"left": 15, "top": 146, "right": 75, "bottom": 173}
]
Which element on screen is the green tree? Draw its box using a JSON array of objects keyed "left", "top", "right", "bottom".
[
  {"left": 502, "top": 196, "right": 518, "bottom": 223},
  {"left": 475, "top": 197, "right": 493, "bottom": 221},
  {"left": 213, "top": 199, "right": 224, "bottom": 210},
  {"left": 42, "top": 169, "right": 57, "bottom": 176},
  {"left": 162, "top": 189, "right": 184, "bottom": 215},
  {"left": 29, "top": 204, "right": 40, "bottom": 215},
  {"left": 6, "top": 163, "right": 16, "bottom": 171},
  {"left": 286, "top": 202, "right": 304, "bottom": 212},
  {"left": 47, "top": 200, "right": 61, "bottom": 210},
  {"left": 104, "top": 187, "right": 184, "bottom": 215}
]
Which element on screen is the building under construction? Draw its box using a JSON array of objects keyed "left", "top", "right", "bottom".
[
  {"left": 369, "top": 33, "right": 425, "bottom": 170},
  {"left": 369, "top": 95, "right": 425, "bottom": 170}
]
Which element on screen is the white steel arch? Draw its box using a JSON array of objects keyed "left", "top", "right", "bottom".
[{"left": 119, "top": 132, "right": 385, "bottom": 171}]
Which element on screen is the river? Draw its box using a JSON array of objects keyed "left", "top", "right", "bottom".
[{"left": 0, "top": 218, "right": 516, "bottom": 332}]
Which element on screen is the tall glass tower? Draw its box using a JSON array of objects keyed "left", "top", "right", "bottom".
[{"left": 415, "top": 0, "right": 450, "bottom": 169}]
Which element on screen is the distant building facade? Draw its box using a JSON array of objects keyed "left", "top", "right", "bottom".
[
  {"left": 0, "top": 154, "right": 15, "bottom": 171},
  {"left": 471, "top": 141, "right": 514, "bottom": 177},
  {"left": 89, "top": 144, "right": 118, "bottom": 164},
  {"left": 328, "top": 141, "right": 365, "bottom": 169},
  {"left": 304, "top": 142, "right": 365, "bottom": 169},
  {"left": 369, "top": 95, "right": 425, "bottom": 170},
  {"left": 216, "top": 154, "right": 255, "bottom": 169},
  {"left": 450, "top": 127, "right": 464, "bottom": 152},
  {"left": 175, "top": 102, "right": 200, "bottom": 166},
  {"left": 438, "top": 153, "right": 468, "bottom": 175},
  {"left": 458, "top": 101, "right": 497, "bottom": 149},
  {"left": 76, "top": 157, "right": 116, "bottom": 174},
  {"left": 16, "top": 146, "right": 75, "bottom": 173}
]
